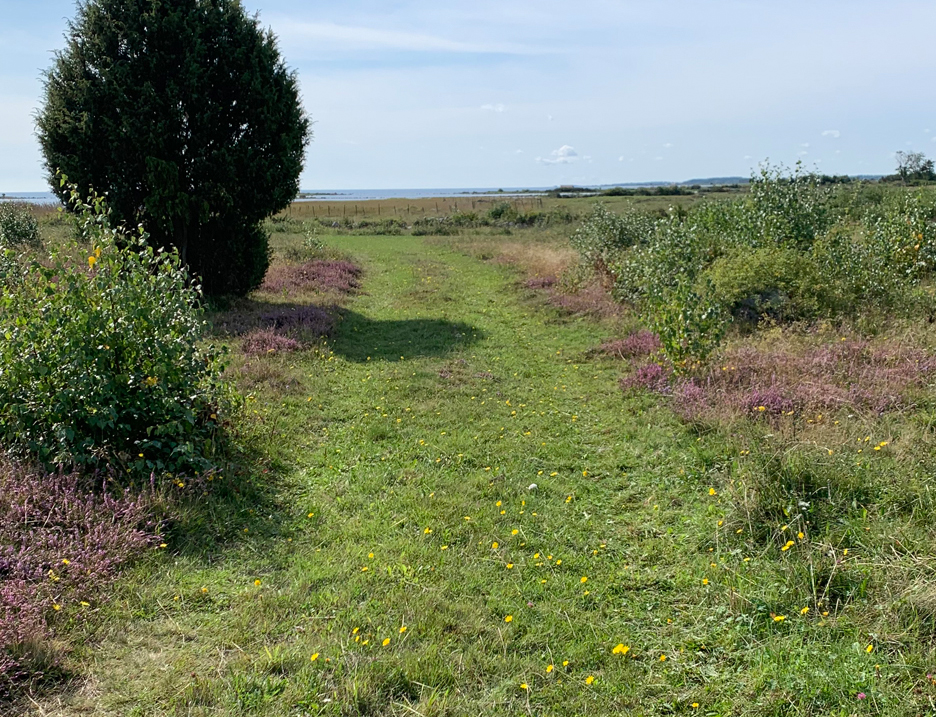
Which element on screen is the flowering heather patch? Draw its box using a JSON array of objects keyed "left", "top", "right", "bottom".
[
  {"left": 620, "top": 362, "right": 672, "bottom": 394},
  {"left": 241, "top": 328, "right": 303, "bottom": 356},
  {"left": 548, "top": 284, "right": 623, "bottom": 319},
  {"left": 260, "top": 259, "right": 362, "bottom": 297},
  {"left": 523, "top": 276, "right": 557, "bottom": 289},
  {"left": 258, "top": 304, "right": 335, "bottom": 336},
  {"left": 0, "top": 460, "right": 156, "bottom": 696},
  {"left": 743, "top": 387, "right": 796, "bottom": 416},
  {"left": 637, "top": 337, "right": 936, "bottom": 423},
  {"left": 599, "top": 330, "right": 662, "bottom": 360},
  {"left": 216, "top": 303, "right": 335, "bottom": 345}
]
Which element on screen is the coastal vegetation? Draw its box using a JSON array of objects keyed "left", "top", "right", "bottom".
[{"left": 4, "top": 164, "right": 936, "bottom": 714}]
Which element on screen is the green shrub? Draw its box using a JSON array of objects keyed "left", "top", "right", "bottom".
[
  {"left": 809, "top": 225, "right": 907, "bottom": 315},
  {"left": 0, "top": 186, "right": 226, "bottom": 475},
  {"left": 861, "top": 190, "right": 936, "bottom": 282},
  {"left": 643, "top": 282, "right": 727, "bottom": 369},
  {"left": 486, "top": 202, "right": 516, "bottom": 222},
  {"left": 570, "top": 204, "right": 656, "bottom": 280},
  {"left": 567, "top": 166, "right": 936, "bottom": 365},
  {"left": 0, "top": 202, "right": 40, "bottom": 249},
  {"left": 0, "top": 249, "right": 18, "bottom": 293},
  {"left": 702, "top": 246, "right": 822, "bottom": 324},
  {"left": 738, "top": 162, "right": 833, "bottom": 250},
  {"left": 611, "top": 213, "right": 718, "bottom": 305}
]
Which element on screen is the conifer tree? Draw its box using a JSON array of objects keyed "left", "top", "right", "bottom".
[{"left": 37, "top": 0, "right": 311, "bottom": 295}]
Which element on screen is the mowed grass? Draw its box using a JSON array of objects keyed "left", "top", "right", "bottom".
[{"left": 28, "top": 231, "right": 936, "bottom": 716}]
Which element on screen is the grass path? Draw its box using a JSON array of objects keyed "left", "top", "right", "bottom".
[{"left": 40, "top": 236, "right": 882, "bottom": 715}]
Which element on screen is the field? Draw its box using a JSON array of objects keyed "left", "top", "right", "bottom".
[
  {"left": 281, "top": 191, "right": 712, "bottom": 223},
  {"left": 9, "top": 185, "right": 936, "bottom": 716}
]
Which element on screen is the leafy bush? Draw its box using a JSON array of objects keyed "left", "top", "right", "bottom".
[
  {"left": 0, "top": 202, "right": 40, "bottom": 250},
  {"left": 568, "top": 164, "right": 936, "bottom": 365},
  {"left": 411, "top": 216, "right": 458, "bottom": 236},
  {"left": 37, "top": 0, "right": 310, "bottom": 297},
  {"left": 611, "top": 212, "right": 718, "bottom": 306},
  {"left": 0, "top": 249, "right": 18, "bottom": 292},
  {"left": 486, "top": 202, "right": 516, "bottom": 221},
  {"left": 736, "top": 162, "right": 833, "bottom": 250},
  {"left": 0, "top": 186, "right": 225, "bottom": 474},
  {"left": 570, "top": 203, "right": 655, "bottom": 280},
  {"left": 642, "top": 283, "right": 727, "bottom": 368},
  {"left": 702, "top": 245, "right": 822, "bottom": 323},
  {"left": 861, "top": 190, "right": 936, "bottom": 282}
]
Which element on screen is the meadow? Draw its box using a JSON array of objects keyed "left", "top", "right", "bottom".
[{"left": 6, "top": 176, "right": 936, "bottom": 716}]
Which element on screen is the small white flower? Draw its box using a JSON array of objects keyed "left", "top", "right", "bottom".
[{"left": 528, "top": 483, "right": 538, "bottom": 490}]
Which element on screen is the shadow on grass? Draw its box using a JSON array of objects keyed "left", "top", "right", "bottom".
[
  {"left": 206, "top": 297, "right": 336, "bottom": 340},
  {"left": 153, "top": 431, "right": 291, "bottom": 558},
  {"left": 330, "top": 309, "right": 485, "bottom": 362}
]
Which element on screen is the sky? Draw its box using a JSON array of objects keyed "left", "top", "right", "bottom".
[{"left": 3, "top": 0, "right": 936, "bottom": 192}]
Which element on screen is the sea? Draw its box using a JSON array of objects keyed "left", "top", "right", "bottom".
[{"left": 1, "top": 187, "right": 552, "bottom": 205}]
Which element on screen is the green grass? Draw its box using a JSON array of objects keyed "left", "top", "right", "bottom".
[{"left": 28, "top": 230, "right": 936, "bottom": 716}]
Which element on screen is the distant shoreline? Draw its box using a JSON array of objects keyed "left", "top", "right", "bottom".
[{"left": 1, "top": 175, "right": 886, "bottom": 206}]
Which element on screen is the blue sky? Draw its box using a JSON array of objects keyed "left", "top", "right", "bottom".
[{"left": 3, "top": 0, "right": 936, "bottom": 191}]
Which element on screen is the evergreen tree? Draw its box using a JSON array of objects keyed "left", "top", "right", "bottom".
[{"left": 37, "top": 0, "right": 311, "bottom": 295}]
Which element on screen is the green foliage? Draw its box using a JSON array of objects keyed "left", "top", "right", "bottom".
[
  {"left": 36, "top": 0, "right": 311, "bottom": 296},
  {"left": 862, "top": 190, "right": 936, "bottom": 282},
  {"left": 568, "top": 163, "right": 936, "bottom": 364},
  {"left": 0, "top": 202, "right": 40, "bottom": 249},
  {"left": 0, "top": 250, "right": 15, "bottom": 288},
  {"left": 570, "top": 203, "right": 656, "bottom": 280},
  {"left": 643, "top": 282, "right": 727, "bottom": 368},
  {"left": 0, "top": 185, "right": 226, "bottom": 474},
  {"left": 703, "top": 246, "right": 822, "bottom": 323},
  {"left": 737, "top": 162, "right": 833, "bottom": 250},
  {"left": 486, "top": 201, "right": 516, "bottom": 221}
]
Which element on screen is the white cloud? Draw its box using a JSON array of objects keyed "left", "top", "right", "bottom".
[
  {"left": 536, "top": 145, "right": 578, "bottom": 164},
  {"left": 801, "top": 142, "right": 810, "bottom": 148},
  {"left": 654, "top": 156, "right": 663, "bottom": 161},
  {"left": 515, "top": 149, "right": 523, "bottom": 154},
  {"left": 480, "top": 103, "right": 506, "bottom": 113},
  {"left": 547, "top": 114, "right": 554, "bottom": 122},
  {"left": 821, "top": 130, "right": 840, "bottom": 138},
  {"left": 744, "top": 155, "right": 752, "bottom": 160},
  {"left": 663, "top": 142, "right": 673, "bottom": 148},
  {"left": 798, "top": 150, "right": 808, "bottom": 156},
  {"left": 618, "top": 156, "right": 625, "bottom": 162}
]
